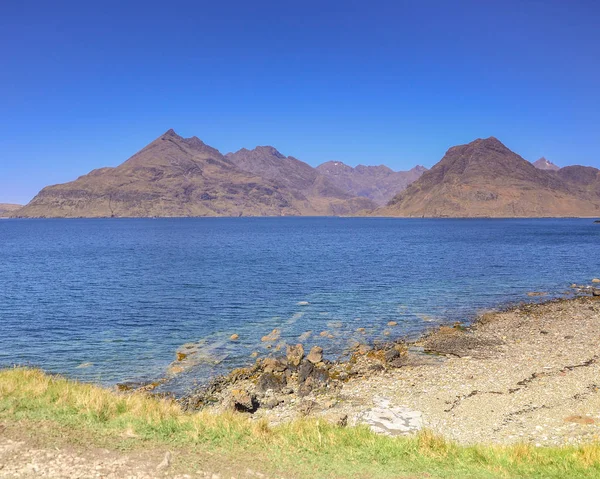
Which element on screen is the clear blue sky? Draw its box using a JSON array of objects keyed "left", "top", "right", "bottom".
[{"left": 1, "top": 0, "right": 599, "bottom": 204}]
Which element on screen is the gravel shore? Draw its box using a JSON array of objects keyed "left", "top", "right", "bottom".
[{"left": 206, "top": 295, "right": 600, "bottom": 446}]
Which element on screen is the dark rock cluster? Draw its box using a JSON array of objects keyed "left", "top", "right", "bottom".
[{"left": 178, "top": 341, "right": 408, "bottom": 414}]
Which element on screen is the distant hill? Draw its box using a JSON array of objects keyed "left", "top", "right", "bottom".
[
  {"left": 315, "top": 162, "right": 427, "bottom": 205},
  {"left": 378, "top": 137, "right": 600, "bottom": 217},
  {"left": 225, "top": 146, "right": 375, "bottom": 213},
  {"left": 15, "top": 130, "right": 376, "bottom": 218},
  {"left": 533, "top": 157, "right": 560, "bottom": 171},
  {"left": 0, "top": 204, "right": 22, "bottom": 217}
]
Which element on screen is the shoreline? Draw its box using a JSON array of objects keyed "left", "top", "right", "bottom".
[
  {"left": 3, "top": 285, "right": 599, "bottom": 448},
  {"left": 173, "top": 288, "right": 600, "bottom": 446}
]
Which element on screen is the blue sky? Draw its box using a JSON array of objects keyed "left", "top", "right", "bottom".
[{"left": 1, "top": 0, "right": 599, "bottom": 204}]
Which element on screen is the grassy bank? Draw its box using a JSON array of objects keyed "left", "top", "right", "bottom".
[{"left": 1, "top": 367, "right": 599, "bottom": 478}]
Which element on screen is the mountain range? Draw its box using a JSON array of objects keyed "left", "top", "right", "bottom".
[
  {"left": 10, "top": 131, "right": 600, "bottom": 218},
  {"left": 316, "top": 162, "right": 427, "bottom": 205},
  {"left": 15, "top": 130, "right": 380, "bottom": 218},
  {"left": 380, "top": 137, "right": 600, "bottom": 217}
]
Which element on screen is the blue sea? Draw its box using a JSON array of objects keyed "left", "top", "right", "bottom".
[{"left": 1, "top": 218, "right": 598, "bottom": 393}]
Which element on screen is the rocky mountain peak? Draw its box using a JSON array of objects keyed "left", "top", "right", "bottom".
[{"left": 533, "top": 157, "right": 560, "bottom": 171}]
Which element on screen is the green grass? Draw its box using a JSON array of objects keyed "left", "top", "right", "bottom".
[{"left": 1, "top": 367, "right": 599, "bottom": 478}]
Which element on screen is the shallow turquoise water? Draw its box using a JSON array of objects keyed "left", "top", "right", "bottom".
[{"left": 0, "top": 218, "right": 598, "bottom": 392}]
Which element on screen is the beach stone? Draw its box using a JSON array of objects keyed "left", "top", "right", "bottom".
[
  {"left": 360, "top": 398, "right": 423, "bottom": 436},
  {"left": 262, "top": 357, "right": 287, "bottom": 373},
  {"left": 358, "top": 344, "right": 372, "bottom": 355},
  {"left": 564, "top": 415, "right": 595, "bottom": 424},
  {"left": 384, "top": 348, "right": 400, "bottom": 363},
  {"left": 298, "top": 360, "right": 314, "bottom": 383},
  {"left": 286, "top": 344, "right": 304, "bottom": 367},
  {"left": 307, "top": 346, "right": 323, "bottom": 364},
  {"left": 256, "top": 372, "right": 284, "bottom": 393},
  {"left": 312, "top": 366, "right": 329, "bottom": 383},
  {"left": 261, "top": 397, "right": 283, "bottom": 409},
  {"left": 297, "top": 380, "right": 313, "bottom": 397},
  {"left": 230, "top": 389, "right": 258, "bottom": 413}
]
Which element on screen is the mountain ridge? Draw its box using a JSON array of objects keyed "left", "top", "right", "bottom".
[
  {"left": 15, "top": 130, "right": 377, "bottom": 218},
  {"left": 378, "top": 137, "right": 600, "bottom": 217},
  {"left": 315, "top": 161, "right": 427, "bottom": 205}
]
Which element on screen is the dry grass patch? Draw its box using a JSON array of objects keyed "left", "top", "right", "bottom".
[{"left": 1, "top": 367, "right": 600, "bottom": 479}]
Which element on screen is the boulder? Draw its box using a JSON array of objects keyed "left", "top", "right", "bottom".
[
  {"left": 230, "top": 334, "right": 239, "bottom": 341},
  {"left": 384, "top": 348, "right": 400, "bottom": 363},
  {"left": 286, "top": 344, "right": 304, "bottom": 367},
  {"left": 298, "top": 360, "right": 314, "bottom": 383},
  {"left": 230, "top": 389, "right": 258, "bottom": 413},
  {"left": 262, "top": 357, "right": 287, "bottom": 373},
  {"left": 592, "top": 288, "right": 600, "bottom": 297},
  {"left": 307, "top": 346, "right": 324, "bottom": 364},
  {"left": 256, "top": 372, "right": 284, "bottom": 393}
]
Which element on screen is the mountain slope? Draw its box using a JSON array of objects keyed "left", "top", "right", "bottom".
[
  {"left": 15, "top": 130, "right": 375, "bottom": 218},
  {"left": 0, "top": 204, "right": 22, "bottom": 217},
  {"left": 378, "top": 137, "right": 600, "bottom": 217},
  {"left": 315, "top": 162, "right": 427, "bottom": 205},
  {"left": 533, "top": 157, "right": 560, "bottom": 171},
  {"left": 225, "top": 147, "right": 376, "bottom": 213}
]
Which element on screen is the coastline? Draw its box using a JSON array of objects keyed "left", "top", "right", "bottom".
[
  {"left": 175, "top": 290, "right": 600, "bottom": 446},
  {"left": 2, "top": 291, "right": 600, "bottom": 478}
]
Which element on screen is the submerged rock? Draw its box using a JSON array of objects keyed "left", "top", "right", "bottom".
[
  {"left": 298, "top": 331, "right": 312, "bottom": 341},
  {"left": 261, "top": 329, "right": 281, "bottom": 342},
  {"left": 75, "top": 362, "right": 93, "bottom": 369},
  {"left": 422, "top": 326, "right": 502, "bottom": 358}
]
